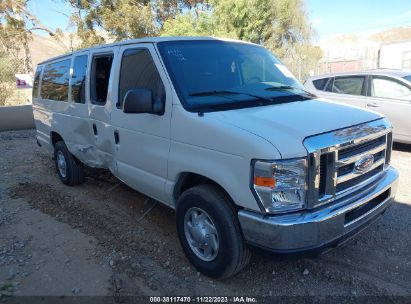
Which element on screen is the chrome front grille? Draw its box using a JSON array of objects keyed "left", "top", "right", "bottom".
[
  {"left": 335, "top": 135, "right": 386, "bottom": 192},
  {"left": 304, "top": 118, "right": 393, "bottom": 208}
]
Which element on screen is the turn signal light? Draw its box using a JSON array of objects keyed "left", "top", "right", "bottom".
[{"left": 253, "top": 176, "right": 276, "bottom": 188}]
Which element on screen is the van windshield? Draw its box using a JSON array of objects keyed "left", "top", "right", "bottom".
[{"left": 157, "top": 40, "right": 312, "bottom": 112}]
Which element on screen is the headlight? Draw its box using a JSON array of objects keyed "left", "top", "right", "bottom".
[{"left": 252, "top": 158, "right": 307, "bottom": 213}]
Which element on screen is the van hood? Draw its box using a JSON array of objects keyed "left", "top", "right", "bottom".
[{"left": 207, "top": 98, "right": 383, "bottom": 158}]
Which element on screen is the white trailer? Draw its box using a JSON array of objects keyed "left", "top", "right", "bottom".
[{"left": 379, "top": 41, "right": 411, "bottom": 70}]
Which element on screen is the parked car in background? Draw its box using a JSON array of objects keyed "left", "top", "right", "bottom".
[{"left": 304, "top": 69, "right": 411, "bottom": 144}]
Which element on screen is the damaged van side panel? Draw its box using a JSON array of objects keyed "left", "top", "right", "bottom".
[
  {"left": 32, "top": 42, "right": 175, "bottom": 207},
  {"left": 34, "top": 105, "right": 115, "bottom": 170},
  {"left": 64, "top": 118, "right": 115, "bottom": 170},
  {"left": 32, "top": 50, "right": 116, "bottom": 171}
]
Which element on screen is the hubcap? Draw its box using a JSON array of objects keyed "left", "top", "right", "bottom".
[
  {"left": 184, "top": 207, "right": 219, "bottom": 262},
  {"left": 56, "top": 150, "right": 67, "bottom": 178}
]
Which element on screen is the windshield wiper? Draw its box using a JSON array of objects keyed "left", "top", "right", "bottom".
[
  {"left": 264, "top": 85, "right": 316, "bottom": 97},
  {"left": 189, "top": 90, "right": 273, "bottom": 103},
  {"left": 264, "top": 85, "right": 295, "bottom": 90},
  {"left": 189, "top": 90, "right": 239, "bottom": 97}
]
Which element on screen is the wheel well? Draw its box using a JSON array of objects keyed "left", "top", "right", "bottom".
[
  {"left": 174, "top": 173, "right": 237, "bottom": 209},
  {"left": 50, "top": 132, "right": 63, "bottom": 147}
]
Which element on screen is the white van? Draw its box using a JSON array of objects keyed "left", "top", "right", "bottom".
[{"left": 33, "top": 37, "right": 399, "bottom": 279}]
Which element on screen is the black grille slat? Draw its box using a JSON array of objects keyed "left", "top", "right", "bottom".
[
  {"left": 319, "top": 154, "right": 327, "bottom": 196},
  {"left": 374, "top": 150, "right": 385, "bottom": 161},
  {"left": 338, "top": 136, "right": 386, "bottom": 160},
  {"left": 336, "top": 164, "right": 384, "bottom": 193},
  {"left": 337, "top": 164, "right": 354, "bottom": 176}
]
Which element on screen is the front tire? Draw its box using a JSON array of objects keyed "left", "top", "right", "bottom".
[
  {"left": 54, "top": 141, "right": 84, "bottom": 186},
  {"left": 176, "top": 184, "right": 251, "bottom": 279}
]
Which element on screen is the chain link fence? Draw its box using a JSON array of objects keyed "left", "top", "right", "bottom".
[{"left": 284, "top": 57, "right": 380, "bottom": 82}]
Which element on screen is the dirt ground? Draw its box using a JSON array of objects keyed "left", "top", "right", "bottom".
[{"left": 1, "top": 130, "right": 410, "bottom": 300}]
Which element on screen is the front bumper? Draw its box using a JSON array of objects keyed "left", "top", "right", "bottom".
[{"left": 238, "top": 167, "right": 399, "bottom": 254}]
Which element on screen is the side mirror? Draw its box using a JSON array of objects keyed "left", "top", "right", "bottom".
[{"left": 123, "top": 89, "right": 164, "bottom": 115}]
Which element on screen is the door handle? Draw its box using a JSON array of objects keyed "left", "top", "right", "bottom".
[
  {"left": 114, "top": 130, "right": 120, "bottom": 145},
  {"left": 92, "top": 123, "right": 98, "bottom": 135},
  {"left": 367, "top": 103, "right": 380, "bottom": 108}
]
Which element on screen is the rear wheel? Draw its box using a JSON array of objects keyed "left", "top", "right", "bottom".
[
  {"left": 176, "top": 184, "right": 251, "bottom": 279},
  {"left": 54, "top": 141, "right": 84, "bottom": 186}
]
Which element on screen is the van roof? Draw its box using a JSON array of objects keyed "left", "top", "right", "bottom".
[{"left": 38, "top": 36, "right": 256, "bottom": 66}]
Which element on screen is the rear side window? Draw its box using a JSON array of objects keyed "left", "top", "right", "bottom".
[
  {"left": 41, "top": 59, "right": 71, "bottom": 101},
  {"left": 118, "top": 48, "right": 165, "bottom": 109},
  {"left": 312, "top": 78, "right": 329, "bottom": 90},
  {"left": 71, "top": 55, "right": 88, "bottom": 104},
  {"left": 90, "top": 54, "right": 113, "bottom": 105},
  {"left": 32, "top": 67, "right": 42, "bottom": 98},
  {"left": 332, "top": 76, "right": 365, "bottom": 96}
]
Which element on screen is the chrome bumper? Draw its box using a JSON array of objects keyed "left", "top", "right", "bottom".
[{"left": 238, "top": 167, "right": 399, "bottom": 253}]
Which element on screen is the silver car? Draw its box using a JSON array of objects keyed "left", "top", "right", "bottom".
[{"left": 304, "top": 69, "right": 411, "bottom": 144}]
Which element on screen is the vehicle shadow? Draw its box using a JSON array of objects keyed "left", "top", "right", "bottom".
[
  {"left": 239, "top": 197, "right": 411, "bottom": 293},
  {"left": 393, "top": 142, "right": 411, "bottom": 152}
]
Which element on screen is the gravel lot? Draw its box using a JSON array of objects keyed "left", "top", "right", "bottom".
[{"left": 0, "top": 130, "right": 410, "bottom": 300}]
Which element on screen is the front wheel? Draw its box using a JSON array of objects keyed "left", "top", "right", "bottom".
[
  {"left": 54, "top": 141, "right": 84, "bottom": 186},
  {"left": 176, "top": 184, "right": 251, "bottom": 279}
]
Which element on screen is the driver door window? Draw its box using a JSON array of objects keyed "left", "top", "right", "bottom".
[
  {"left": 118, "top": 48, "right": 165, "bottom": 109},
  {"left": 370, "top": 76, "right": 411, "bottom": 101}
]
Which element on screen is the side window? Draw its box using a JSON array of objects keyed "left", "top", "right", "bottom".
[
  {"left": 118, "top": 48, "right": 165, "bottom": 109},
  {"left": 312, "top": 78, "right": 329, "bottom": 90},
  {"left": 41, "top": 59, "right": 71, "bottom": 101},
  {"left": 371, "top": 76, "right": 411, "bottom": 101},
  {"left": 71, "top": 55, "right": 88, "bottom": 104},
  {"left": 32, "top": 67, "right": 42, "bottom": 98},
  {"left": 90, "top": 54, "right": 113, "bottom": 105},
  {"left": 332, "top": 76, "right": 365, "bottom": 96}
]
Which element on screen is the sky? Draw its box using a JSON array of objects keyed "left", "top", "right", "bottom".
[
  {"left": 28, "top": 0, "right": 74, "bottom": 32},
  {"left": 29, "top": 0, "right": 411, "bottom": 42},
  {"left": 306, "top": 0, "right": 411, "bottom": 42}
]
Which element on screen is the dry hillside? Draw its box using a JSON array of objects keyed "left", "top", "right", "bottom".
[
  {"left": 28, "top": 26, "right": 411, "bottom": 69},
  {"left": 369, "top": 26, "right": 411, "bottom": 44},
  {"left": 29, "top": 34, "right": 69, "bottom": 69}
]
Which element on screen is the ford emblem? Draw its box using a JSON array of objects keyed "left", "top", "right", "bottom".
[{"left": 354, "top": 154, "right": 374, "bottom": 173}]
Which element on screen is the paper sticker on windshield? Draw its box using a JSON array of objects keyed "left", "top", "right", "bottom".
[{"left": 275, "top": 64, "right": 295, "bottom": 78}]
